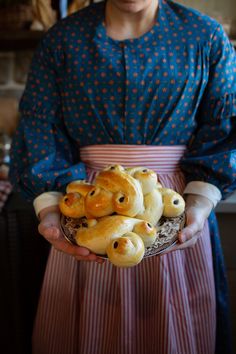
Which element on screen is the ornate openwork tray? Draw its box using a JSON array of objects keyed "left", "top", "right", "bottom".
[{"left": 60, "top": 213, "right": 185, "bottom": 258}]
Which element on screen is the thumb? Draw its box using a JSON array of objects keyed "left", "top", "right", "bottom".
[{"left": 179, "top": 222, "right": 200, "bottom": 243}]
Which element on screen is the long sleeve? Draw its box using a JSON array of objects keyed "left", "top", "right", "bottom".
[
  {"left": 180, "top": 24, "right": 236, "bottom": 199},
  {"left": 9, "top": 31, "right": 86, "bottom": 201}
]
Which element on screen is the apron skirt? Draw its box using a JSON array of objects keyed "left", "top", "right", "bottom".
[{"left": 33, "top": 145, "right": 216, "bottom": 354}]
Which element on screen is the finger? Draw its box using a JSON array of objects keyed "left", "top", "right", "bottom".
[
  {"left": 176, "top": 237, "right": 198, "bottom": 250},
  {"left": 178, "top": 222, "right": 201, "bottom": 243},
  {"left": 86, "top": 253, "right": 101, "bottom": 261},
  {"left": 38, "top": 221, "right": 92, "bottom": 258},
  {"left": 54, "top": 238, "right": 90, "bottom": 257},
  {"left": 163, "top": 237, "right": 198, "bottom": 254},
  {"left": 38, "top": 213, "right": 62, "bottom": 238}
]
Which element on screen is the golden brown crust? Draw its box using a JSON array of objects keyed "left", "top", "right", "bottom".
[
  {"left": 160, "top": 189, "right": 185, "bottom": 217},
  {"left": 133, "top": 221, "right": 157, "bottom": 248},
  {"left": 60, "top": 165, "right": 186, "bottom": 267},
  {"left": 106, "top": 232, "right": 145, "bottom": 267},
  {"left": 66, "top": 180, "right": 94, "bottom": 196},
  {"left": 60, "top": 168, "right": 185, "bottom": 221},
  {"left": 95, "top": 169, "right": 144, "bottom": 217},
  {"left": 75, "top": 215, "right": 142, "bottom": 255},
  {"left": 126, "top": 167, "right": 158, "bottom": 194},
  {"left": 136, "top": 188, "right": 164, "bottom": 225},
  {"left": 85, "top": 187, "right": 114, "bottom": 217},
  {"left": 59, "top": 193, "right": 86, "bottom": 218}
]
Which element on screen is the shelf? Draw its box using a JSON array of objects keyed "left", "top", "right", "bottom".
[{"left": 0, "top": 30, "right": 44, "bottom": 51}]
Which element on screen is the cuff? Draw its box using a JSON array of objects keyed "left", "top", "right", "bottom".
[
  {"left": 183, "top": 181, "right": 222, "bottom": 208},
  {"left": 33, "top": 191, "right": 63, "bottom": 217}
]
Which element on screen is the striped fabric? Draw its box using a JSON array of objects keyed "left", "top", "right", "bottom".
[
  {"left": 32, "top": 145, "right": 216, "bottom": 354},
  {"left": 80, "top": 144, "right": 186, "bottom": 173}
]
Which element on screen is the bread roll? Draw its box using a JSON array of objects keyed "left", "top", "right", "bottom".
[
  {"left": 104, "top": 165, "right": 125, "bottom": 172},
  {"left": 126, "top": 167, "right": 158, "bottom": 194},
  {"left": 95, "top": 168, "right": 144, "bottom": 217},
  {"left": 75, "top": 215, "right": 143, "bottom": 255},
  {"left": 106, "top": 232, "right": 145, "bottom": 267},
  {"left": 59, "top": 192, "right": 86, "bottom": 218},
  {"left": 160, "top": 189, "right": 185, "bottom": 217},
  {"left": 133, "top": 221, "right": 157, "bottom": 248},
  {"left": 85, "top": 187, "right": 114, "bottom": 217},
  {"left": 66, "top": 180, "right": 94, "bottom": 196},
  {"left": 136, "top": 188, "right": 164, "bottom": 225}
]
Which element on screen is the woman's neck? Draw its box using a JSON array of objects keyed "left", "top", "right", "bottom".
[{"left": 105, "top": 0, "right": 159, "bottom": 40}]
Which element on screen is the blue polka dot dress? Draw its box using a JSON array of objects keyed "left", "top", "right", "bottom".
[{"left": 9, "top": 1, "right": 236, "bottom": 353}]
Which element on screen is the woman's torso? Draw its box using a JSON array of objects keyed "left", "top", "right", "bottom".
[{"left": 34, "top": 0, "right": 219, "bottom": 147}]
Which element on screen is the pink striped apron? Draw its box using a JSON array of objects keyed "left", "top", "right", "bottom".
[{"left": 32, "top": 145, "right": 216, "bottom": 354}]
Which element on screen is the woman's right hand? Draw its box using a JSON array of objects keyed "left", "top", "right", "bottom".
[{"left": 38, "top": 205, "right": 104, "bottom": 263}]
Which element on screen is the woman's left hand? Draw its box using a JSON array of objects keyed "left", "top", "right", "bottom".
[{"left": 165, "top": 194, "right": 214, "bottom": 253}]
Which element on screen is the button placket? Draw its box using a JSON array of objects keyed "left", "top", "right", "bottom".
[
  {"left": 121, "top": 42, "right": 128, "bottom": 143},
  {"left": 122, "top": 42, "right": 135, "bottom": 144}
]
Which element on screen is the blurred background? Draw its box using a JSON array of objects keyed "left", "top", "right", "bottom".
[{"left": 0, "top": 1, "right": 235, "bottom": 353}]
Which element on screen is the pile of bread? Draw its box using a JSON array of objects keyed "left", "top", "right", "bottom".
[{"left": 59, "top": 165, "right": 185, "bottom": 267}]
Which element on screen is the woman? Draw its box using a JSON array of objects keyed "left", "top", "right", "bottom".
[{"left": 9, "top": 0, "right": 236, "bottom": 353}]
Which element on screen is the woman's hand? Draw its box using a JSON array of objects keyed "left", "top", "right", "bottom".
[
  {"left": 165, "top": 194, "right": 214, "bottom": 253},
  {"left": 0, "top": 180, "right": 12, "bottom": 211},
  {"left": 38, "top": 205, "right": 104, "bottom": 263}
]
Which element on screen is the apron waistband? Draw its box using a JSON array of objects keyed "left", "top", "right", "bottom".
[{"left": 80, "top": 145, "right": 186, "bottom": 173}]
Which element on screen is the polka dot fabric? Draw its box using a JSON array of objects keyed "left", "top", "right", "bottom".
[{"left": 9, "top": 0, "right": 236, "bottom": 200}]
